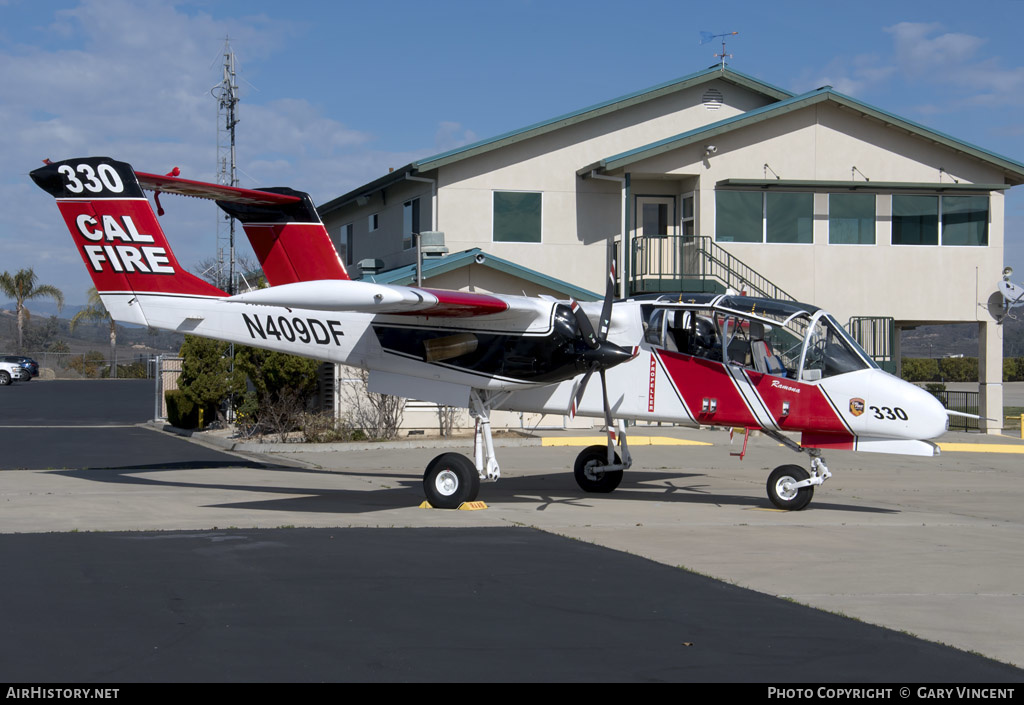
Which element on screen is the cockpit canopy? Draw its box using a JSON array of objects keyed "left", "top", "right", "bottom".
[{"left": 641, "top": 294, "right": 878, "bottom": 381}]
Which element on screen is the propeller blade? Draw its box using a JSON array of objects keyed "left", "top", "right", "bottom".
[
  {"left": 570, "top": 299, "right": 599, "bottom": 349},
  {"left": 598, "top": 250, "right": 616, "bottom": 341},
  {"left": 569, "top": 364, "right": 597, "bottom": 419}
]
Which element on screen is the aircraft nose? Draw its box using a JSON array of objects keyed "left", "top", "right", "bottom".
[{"left": 904, "top": 379, "right": 949, "bottom": 439}]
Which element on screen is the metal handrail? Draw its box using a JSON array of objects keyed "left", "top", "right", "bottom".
[{"left": 630, "top": 234, "right": 797, "bottom": 301}]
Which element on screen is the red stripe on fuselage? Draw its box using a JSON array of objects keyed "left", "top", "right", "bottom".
[
  {"left": 656, "top": 350, "right": 758, "bottom": 427},
  {"left": 655, "top": 349, "right": 854, "bottom": 437},
  {"left": 746, "top": 370, "right": 851, "bottom": 435}
]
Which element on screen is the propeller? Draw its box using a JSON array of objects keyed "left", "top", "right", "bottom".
[{"left": 568, "top": 247, "right": 638, "bottom": 461}]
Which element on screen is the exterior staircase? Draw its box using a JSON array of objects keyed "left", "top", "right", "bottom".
[{"left": 628, "top": 234, "right": 896, "bottom": 372}]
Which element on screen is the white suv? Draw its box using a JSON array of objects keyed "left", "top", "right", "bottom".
[{"left": 0, "top": 361, "right": 27, "bottom": 385}]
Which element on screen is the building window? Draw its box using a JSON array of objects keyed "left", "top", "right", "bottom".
[
  {"left": 368, "top": 213, "right": 379, "bottom": 232},
  {"left": 893, "top": 194, "right": 988, "bottom": 246},
  {"left": 829, "top": 193, "right": 875, "bottom": 245},
  {"left": 403, "top": 198, "right": 420, "bottom": 250},
  {"left": 715, "top": 191, "right": 762, "bottom": 242},
  {"left": 681, "top": 194, "right": 695, "bottom": 237},
  {"left": 642, "top": 203, "right": 669, "bottom": 236},
  {"left": 765, "top": 192, "right": 812, "bottom": 243},
  {"left": 715, "top": 191, "right": 812, "bottom": 243},
  {"left": 892, "top": 195, "right": 937, "bottom": 245},
  {"left": 941, "top": 195, "right": 988, "bottom": 246},
  {"left": 338, "top": 223, "right": 353, "bottom": 265},
  {"left": 493, "top": 191, "right": 541, "bottom": 243}
]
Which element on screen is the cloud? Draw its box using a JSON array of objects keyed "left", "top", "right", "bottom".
[
  {"left": 434, "top": 121, "right": 479, "bottom": 152},
  {"left": 0, "top": 0, "right": 432, "bottom": 304},
  {"left": 792, "top": 54, "right": 896, "bottom": 97},
  {"left": 884, "top": 22, "right": 986, "bottom": 76},
  {"left": 883, "top": 22, "right": 1024, "bottom": 111}
]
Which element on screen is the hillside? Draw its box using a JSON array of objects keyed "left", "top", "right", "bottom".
[
  {"left": 1, "top": 307, "right": 184, "bottom": 362},
  {"left": 900, "top": 315, "right": 1024, "bottom": 358}
]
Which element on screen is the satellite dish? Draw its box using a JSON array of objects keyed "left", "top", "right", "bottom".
[{"left": 990, "top": 277, "right": 1024, "bottom": 323}]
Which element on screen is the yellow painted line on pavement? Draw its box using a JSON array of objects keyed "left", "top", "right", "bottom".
[
  {"left": 541, "top": 436, "right": 712, "bottom": 447},
  {"left": 937, "top": 443, "right": 1024, "bottom": 454}
]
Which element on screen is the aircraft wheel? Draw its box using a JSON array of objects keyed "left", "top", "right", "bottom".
[
  {"left": 767, "top": 464, "right": 814, "bottom": 511},
  {"left": 573, "top": 445, "right": 623, "bottom": 493},
  {"left": 0, "top": 371, "right": 10, "bottom": 386},
  {"left": 423, "top": 453, "right": 480, "bottom": 509}
]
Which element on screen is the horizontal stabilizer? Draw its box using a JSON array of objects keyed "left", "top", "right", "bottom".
[{"left": 135, "top": 171, "right": 303, "bottom": 206}]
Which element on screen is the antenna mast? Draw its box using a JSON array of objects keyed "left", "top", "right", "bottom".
[{"left": 214, "top": 37, "right": 240, "bottom": 294}]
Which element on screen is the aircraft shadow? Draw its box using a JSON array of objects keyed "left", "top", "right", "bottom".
[{"left": 53, "top": 462, "right": 897, "bottom": 516}]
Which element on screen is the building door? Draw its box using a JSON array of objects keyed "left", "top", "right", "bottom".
[{"left": 633, "top": 196, "right": 677, "bottom": 284}]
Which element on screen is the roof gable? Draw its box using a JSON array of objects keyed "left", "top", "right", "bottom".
[
  {"left": 413, "top": 66, "right": 793, "bottom": 173},
  {"left": 590, "top": 87, "right": 1024, "bottom": 184}
]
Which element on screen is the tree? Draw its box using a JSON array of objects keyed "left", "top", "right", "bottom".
[
  {"left": 70, "top": 287, "right": 118, "bottom": 378},
  {"left": 0, "top": 268, "right": 65, "bottom": 352},
  {"left": 233, "top": 346, "right": 322, "bottom": 437},
  {"left": 178, "top": 336, "right": 245, "bottom": 425}
]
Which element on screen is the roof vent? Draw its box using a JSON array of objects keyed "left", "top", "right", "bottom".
[
  {"left": 702, "top": 88, "right": 723, "bottom": 110},
  {"left": 359, "top": 258, "right": 385, "bottom": 275}
]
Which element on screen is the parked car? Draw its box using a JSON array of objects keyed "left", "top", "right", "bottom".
[
  {"left": 0, "top": 360, "right": 28, "bottom": 385},
  {"left": 2, "top": 355, "right": 38, "bottom": 380}
]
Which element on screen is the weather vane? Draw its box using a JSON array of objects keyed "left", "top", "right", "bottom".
[{"left": 699, "top": 31, "right": 739, "bottom": 69}]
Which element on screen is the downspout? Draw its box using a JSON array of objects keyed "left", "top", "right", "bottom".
[{"left": 588, "top": 170, "right": 629, "bottom": 298}]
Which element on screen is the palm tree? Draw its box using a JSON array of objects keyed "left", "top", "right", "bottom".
[
  {"left": 0, "top": 268, "right": 65, "bottom": 352},
  {"left": 70, "top": 287, "right": 118, "bottom": 378}
]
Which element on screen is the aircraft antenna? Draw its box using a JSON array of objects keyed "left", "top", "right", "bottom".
[
  {"left": 699, "top": 31, "right": 739, "bottom": 69},
  {"left": 213, "top": 37, "right": 240, "bottom": 294}
]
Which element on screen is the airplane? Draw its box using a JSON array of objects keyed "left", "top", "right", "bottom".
[{"left": 31, "top": 156, "right": 952, "bottom": 511}]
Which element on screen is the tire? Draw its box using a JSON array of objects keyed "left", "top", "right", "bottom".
[
  {"left": 766, "top": 464, "right": 814, "bottom": 511},
  {"left": 0, "top": 371, "right": 10, "bottom": 386},
  {"left": 423, "top": 453, "right": 480, "bottom": 509},
  {"left": 573, "top": 444, "right": 623, "bottom": 493}
]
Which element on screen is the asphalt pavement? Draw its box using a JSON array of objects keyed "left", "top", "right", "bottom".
[{"left": 2, "top": 379, "right": 1023, "bottom": 683}]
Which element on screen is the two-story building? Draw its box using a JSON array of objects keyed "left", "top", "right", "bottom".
[{"left": 318, "top": 65, "right": 1024, "bottom": 431}]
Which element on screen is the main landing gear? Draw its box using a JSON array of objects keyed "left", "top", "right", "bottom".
[
  {"left": 421, "top": 391, "right": 636, "bottom": 508},
  {"left": 422, "top": 390, "right": 508, "bottom": 509}
]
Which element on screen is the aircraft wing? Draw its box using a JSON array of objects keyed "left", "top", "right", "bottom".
[{"left": 226, "top": 279, "right": 520, "bottom": 318}]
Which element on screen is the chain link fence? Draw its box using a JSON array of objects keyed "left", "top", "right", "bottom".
[{"left": 9, "top": 351, "right": 166, "bottom": 380}]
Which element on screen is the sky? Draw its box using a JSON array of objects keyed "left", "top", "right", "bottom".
[{"left": 3, "top": 0, "right": 1024, "bottom": 306}]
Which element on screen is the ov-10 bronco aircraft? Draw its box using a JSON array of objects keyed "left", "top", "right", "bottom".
[{"left": 32, "top": 156, "right": 951, "bottom": 511}]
